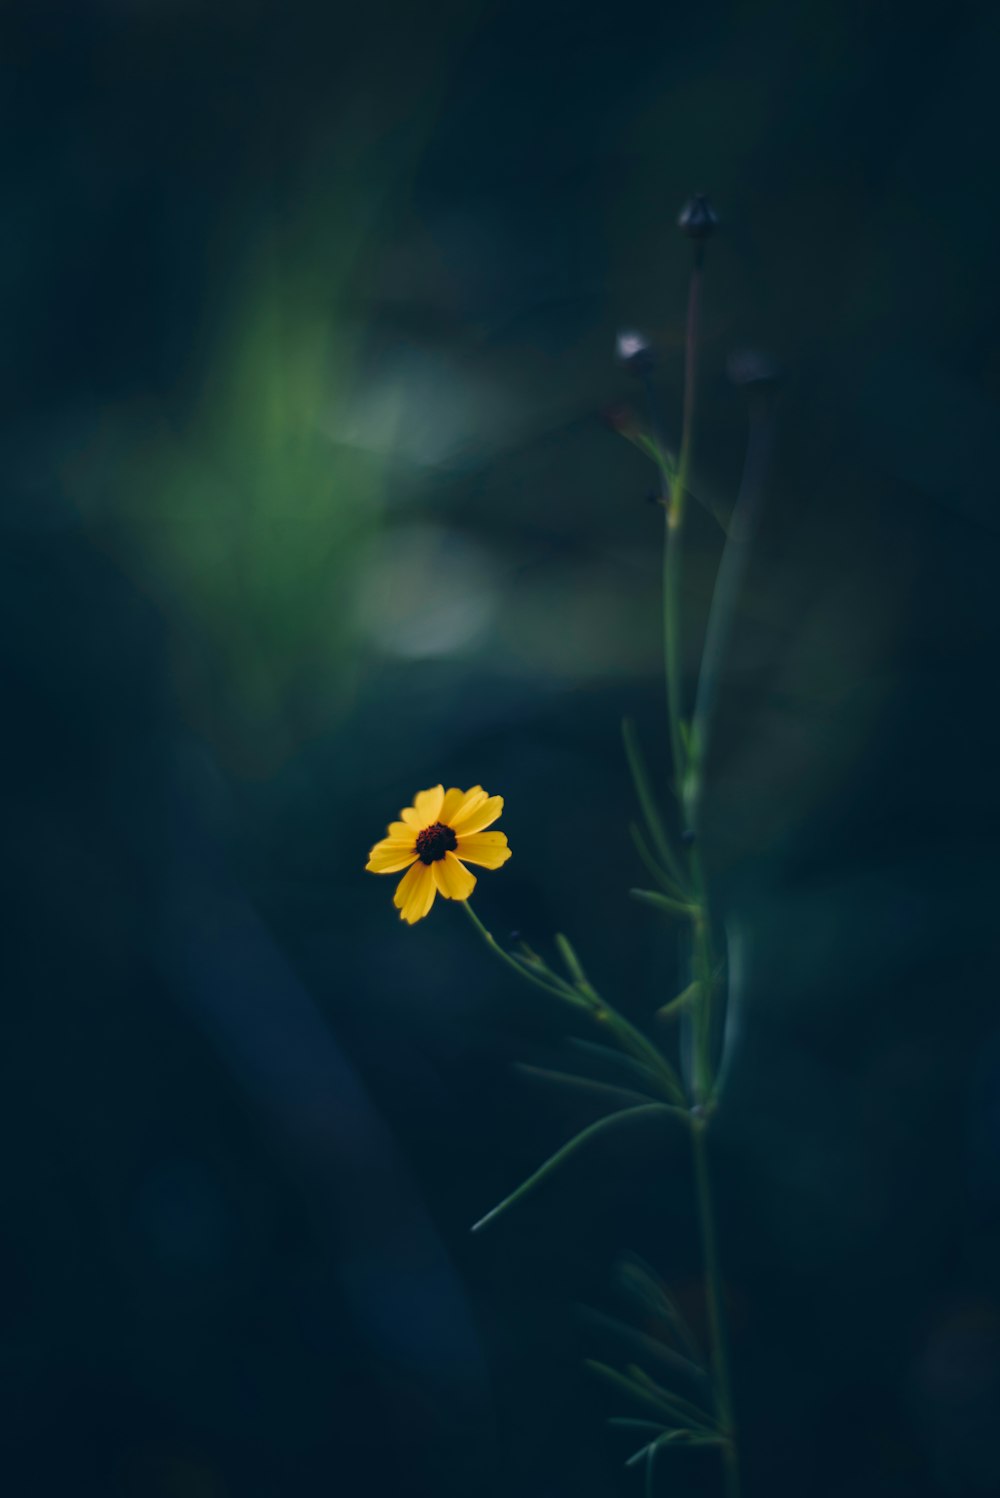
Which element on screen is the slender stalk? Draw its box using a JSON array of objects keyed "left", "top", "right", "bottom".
[
  {"left": 662, "top": 249, "right": 704, "bottom": 799},
  {"left": 688, "top": 390, "right": 774, "bottom": 827},
  {"left": 688, "top": 847, "right": 717, "bottom": 1105},
  {"left": 691, "top": 1121, "right": 739, "bottom": 1498},
  {"left": 462, "top": 902, "right": 578, "bottom": 1004},
  {"left": 661, "top": 236, "right": 740, "bottom": 1498}
]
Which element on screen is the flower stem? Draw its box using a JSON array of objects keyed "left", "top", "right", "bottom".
[
  {"left": 688, "top": 389, "right": 774, "bottom": 825},
  {"left": 662, "top": 240, "right": 740, "bottom": 1498},
  {"left": 691, "top": 1119, "right": 739, "bottom": 1498},
  {"left": 662, "top": 249, "right": 704, "bottom": 799},
  {"left": 461, "top": 902, "right": 578, "bottom": 1004}
]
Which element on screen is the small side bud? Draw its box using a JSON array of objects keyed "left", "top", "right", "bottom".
[
  {"left": 615, "top": 328, "right": 656, "bottom": 376},
  {"left": 677, "top": 192, "right": 719, "bottom": 240}
]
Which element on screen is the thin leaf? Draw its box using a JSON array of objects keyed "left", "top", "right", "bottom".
[
  {"left": 585, "top": 1361, "right": 682, "bottom": 1422},
  {"left": 628, "top": 1430, "right": 724, "bottom": 1470},
  {"left": 626, "top": 1365, "right": 716, "bottom": 1430},
  {"left": 631, "top": 888, "right": 700, "bottom": 919},
  {"left": 607, "top": 1418, "right": 668, "bottom": 1436},
  {"left": 471, "top": 1105, "right": 675, "bottom": 1233},
  {"left": 615, "top": 1254, "right": 705, "bottom": 1364},
  {"left": 586, "top": 1361, "right": 714, "bottom": 1433},
  {"left": 622, "top": 719, "right": 688, "bottom": 888},
  {"left": 513, "top": 1064, "right": 653, "bottom": 1110},
  {"left": 577, "top": 1305, "right": 707, "bottom": 1386},
  {"left": 554, "top": 932, "right": 589, "bottom": 989},
  {"left": 634, "top": 432, "right": 664, "bottom": 464},
  {"left": 565, "top": 1038, "right": 671, "bottom": 1094},
  {"left": 587, "top": 1004, "right": 687, "bottom": 1106},
  {"left": 709, "top": 920, "right": 746, "bottom": 1108},
  {"left": 629, "top": 822, "right": 688, "bottom": 900},
  {"left": 506, "top": 952, "right": 586, "bottom": 1005},
  {"left": 655, "top": 980, "right": 700, "bottom": 1024}
]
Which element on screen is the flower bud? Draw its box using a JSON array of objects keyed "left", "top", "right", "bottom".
[
  {"left": 677, "top": 192, "right": 719, "bottom": 240},
  {"left": 615, "top": 328, "right": 656, "bottom": 376}
]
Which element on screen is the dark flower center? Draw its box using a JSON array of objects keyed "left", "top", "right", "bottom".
[{"left": 415, "top": 821, "right": 458, "bottom": 864}]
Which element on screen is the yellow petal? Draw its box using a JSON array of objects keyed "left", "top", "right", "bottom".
[
  {"left": 446, "top": 787, "right": 486, "bottom": 828},
  {"left": 439, "top": 787, "right": 468, "bottom": 823},
  {"left": 401, "top": 785, "right": 444, "bottom": 829},
  {"left": 454, "top": 831, "right": 511, "bottom": 869},
  {"left": 431, "top": 851, "right": 477, "bottom": 901},
  {"left": 439, "top": 786, "right": 482, "bottom": 828},
  {"left": 452, "top": 794, "right": 503, "bottom": 835},
  {"left": 385, "top": 821, "right": 414, "bottom": 841},
  {"left": 393, "top": 861, "right": 437, "bottom": 923},
  {"left": 366, "top": 838, "right": 418, "bottom": 873}
]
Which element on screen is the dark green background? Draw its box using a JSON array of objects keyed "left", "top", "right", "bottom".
[{"left": 4, "top": 2, "right": 1000, "bottom": 1494}]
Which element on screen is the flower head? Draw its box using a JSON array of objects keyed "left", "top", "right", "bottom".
[{"left": 366, "top": 784, "right": 512, "bottom": 924}]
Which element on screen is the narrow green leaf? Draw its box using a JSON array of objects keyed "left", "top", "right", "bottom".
[
  {"left": 585, "top": 1361, "right": 681, "bottom": 1422},
  {"left": 655, "top": 980, "right": 700, "bottom": 1024},
  {"left": 709, "top": 920, "right": 745, "bottom": 1109},
  {"left": 629, "top": 823, "right": 688, "bottom": 900},
  {"left": 626, "top": 1365, "right": 716, "bottom": 1430},
  {"left": 628, "top": 1430, "right": 724, "bottom": 1470},
  {"left": 513, "top": 1064, "right": 653, "bottom": 1110},
  {"left": 554, "top": 932, "right": 589, "bottom": 989},
  {"left": 635, "top": 432, "right": 674, "bottom": 471},
  {"left": 587, "top": 1360, "right": 713, "bottom": 1432},
  {"left": 607, "top": 1418, "right": 668, "bottom": 1435},
  {"left": 628, "top": 1432, "right": 693, "bottom": 1468},
  {"left": 622, "top": 719, "right": 688, "bottom": 889},
  {"left": 630, "top": 888, "right": 700, "bottom": 919},
  {"left": 615, "top": 1254, "right": 705, "bottom": 1364},
  {"left": 471, "top": 1105, "right": 674, "bottom": 1233},
  {"left": 565, "top": 1038, "right": 670, "bottom": 1094},
  {"left": 507, "top": 952, "right": 586, "bottom": 1005},
  {"left": 577, "top": 1305, "right": 707, "bottom": 1386},
  {"left": 571, "top": 1017, "right": 687, "bottom": 1109}
]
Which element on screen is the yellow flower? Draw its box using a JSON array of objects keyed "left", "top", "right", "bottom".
[{"left": 366, "top": 784, "right": 512, "bottom": 924}]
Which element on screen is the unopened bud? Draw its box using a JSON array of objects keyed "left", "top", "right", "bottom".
[
  {"left": 677, "top": 192, "right": 719, "bottom": 240},
  {"left": 615, "top": 328, "right": 655, "bottom": 375}
]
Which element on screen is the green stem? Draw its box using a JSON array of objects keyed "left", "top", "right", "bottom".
[
  {"left": 688, "top": 848, "right": 716, "bottom": 1104},
  {"left": 462, "top": 902, "right": 579, "bottom": 1004},
  {"left": 688, "top": 392, "right": 773, "bottom": 826},
  {"left": 691, "top": 1121, "right": 739, "bottom": 1498},
  {"left": 664, "top": 243, "right": 740, "bottom": 1498},
  {"left": 663, "top": 507, "right": 686, "bottom": 798},
  {"left": 662, "top": 251, "right": 704, "bottom": 799}
]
